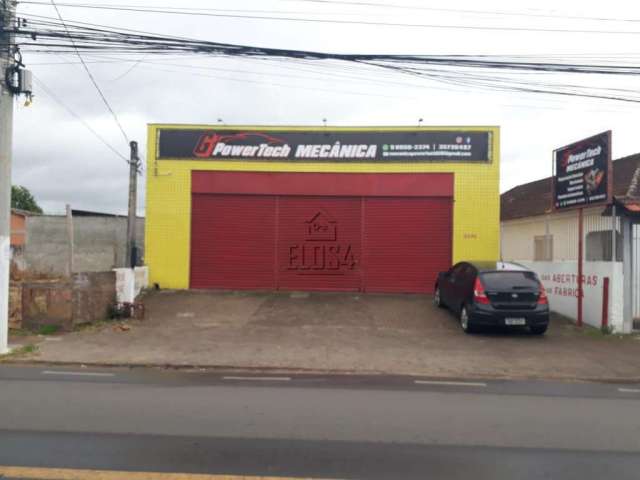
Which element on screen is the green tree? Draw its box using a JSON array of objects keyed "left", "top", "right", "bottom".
[{"left": 11, "top": 185, "right": 43, "bottom": 214}]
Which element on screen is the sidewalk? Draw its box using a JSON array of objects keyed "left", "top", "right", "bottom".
[{"left": 5, "top": 290, "right": 640, "bottom": 382}]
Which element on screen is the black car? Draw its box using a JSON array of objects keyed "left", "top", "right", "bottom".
[{"left": 434, "top": 261, "right": 549, "bottom": 334}]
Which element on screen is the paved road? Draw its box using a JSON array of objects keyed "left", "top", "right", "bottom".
[{"left": 1, "top": 365, "right": 640, "bottom": 479}]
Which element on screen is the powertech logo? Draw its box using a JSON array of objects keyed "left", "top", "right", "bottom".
[
  {"left": 194, "top": 132, "right": 291, "bottom": 159},
  {"left": 193, "top": 132, "right": 377, "bottom": 160}
]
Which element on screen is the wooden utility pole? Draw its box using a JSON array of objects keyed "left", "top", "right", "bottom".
[
  {"left": 65, "top": 204, "right": 74, "bottom": 276},
  {"left": 126, "top": 140, "right": 140, "bottom": 268},
  {"left": 0, "top": 0, "right": 16, "bottom": 354}
]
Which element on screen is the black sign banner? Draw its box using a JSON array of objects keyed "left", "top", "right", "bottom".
[
  {"left": 553, "top": 131, "right": 612, "bottom": 210},
  {"left": 156, "top": 128, "right": 492, "bottom": 163}
]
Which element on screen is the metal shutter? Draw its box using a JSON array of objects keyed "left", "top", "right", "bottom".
[
  {"left": 363, "top": 197, "right": 452, "bottom": 293},
  {"left": 190, "top": 194, "right": 277, "bottom": 289}
]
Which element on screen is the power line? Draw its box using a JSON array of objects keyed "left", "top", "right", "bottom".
[
  {"left": 18, "top": 2, "right": 640, "bottom": 36},
  {"left": 12, "top": 10, "right": 640, "bottom": 104},
  {"left": 20, "top": 0, "right": 640, "bottom": 24},
  {"left": 20, "top": 1, "right": 356, "bottom": 17},
  {"left": 48, "top": 0, "right": 130, "bottom": 145},
  {"left": 271, "top": 0, "right": 640, "bottom": 24},
  {"left": 14, "top": 19, "right": 640, "bottom": 76},
  {"left": 33, "top": 75, "right": 128, "bottom": 162}
]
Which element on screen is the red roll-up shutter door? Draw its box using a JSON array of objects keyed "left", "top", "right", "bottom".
[
  {"left": 190, "top": 172, "right": 453, "bottom": 293},
  {"left": 363, "top": 197, "right": 452, "bottom": 294},
  {"left": 190, "top": 194, "right": 277, "bottom": 289}
]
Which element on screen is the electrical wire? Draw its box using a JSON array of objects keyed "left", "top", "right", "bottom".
[
  {"left": 19, "top": 0, "right": 640, "bottom": 24},
  {"left": 32, "top": 75, "right": 128, "bottom": 162},
  {"left": 12, "top": 10, "right": 640, "bottom": 104},
  {"left": 48, "top": 0, "right": 130, "bottom": 145},
  {"left": 11, "top": 14, "right": 640, "bottom": 74},
  {"left": 16, "top": 2, "right": 640, "bottom": 36},
  {"left": 274, "top": 0, "right": 640, "bottom": 24}
]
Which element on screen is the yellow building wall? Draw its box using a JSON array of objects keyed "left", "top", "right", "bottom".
[{"left": 146, "top": 125, "right": 500, "bottom": 289}]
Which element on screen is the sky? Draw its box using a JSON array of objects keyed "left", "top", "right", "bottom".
[{"left": 10, "top": 0, "right": 640, "bottom": 215}]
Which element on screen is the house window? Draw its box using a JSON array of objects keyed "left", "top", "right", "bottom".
[
  {"left": 534, "top": 235, "right": 553, "bottom": 261},
  {"left": 586, "top": 230, "right": 623, "bottom": 261}
]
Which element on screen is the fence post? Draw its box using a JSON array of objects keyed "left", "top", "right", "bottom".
[
  {"left": 577, "top": 207, "right": 584, "bottom": 327},
  {"left": 621, "top": 217, "right": 633, "bottom": 333},
  {"left": 601, "top": 276, "right": 609, "bottom": 330}
]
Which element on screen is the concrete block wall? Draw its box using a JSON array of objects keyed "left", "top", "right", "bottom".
[
  {"left": 20, "top": 272, "right": 116, "bottom": 331},
  {"left": 72, "top": 272, "right": 117, "bottom": 327},
  {"left": 24, "top": 215, "right": 145, "bottom": 276}
]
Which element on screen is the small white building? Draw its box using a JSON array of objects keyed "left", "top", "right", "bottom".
[{"left": 501, "top": 153, "right": 640, "bottom": 333}]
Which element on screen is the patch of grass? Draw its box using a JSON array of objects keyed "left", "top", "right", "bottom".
[
  {"left": 579, "top": 326, "right": 610, "bottom": 338},
  {"left": 550, "top": 312, "right": 634, "bottom": 340},
  {"left": 0, "top": 343, "right": 38, "bottom": 361},
  {"left": 37, "top": 325, "right": 60, "bottom": 335},
  {"left": 21, "top": 344, "right": 37, "bottom": 354}
]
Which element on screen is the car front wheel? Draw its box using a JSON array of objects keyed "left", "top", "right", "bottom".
[{"left": 460, "top": 306, "right": 475, "bottom": 334}]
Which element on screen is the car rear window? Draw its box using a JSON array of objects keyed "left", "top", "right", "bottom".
[{"left": 480, "top": 271, "right": 540, "bottom": 290}]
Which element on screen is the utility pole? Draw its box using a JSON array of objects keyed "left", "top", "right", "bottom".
[
  {"left": 65, "top": 204, "right": 74, "bottom": 276},
  {"left": 126, "top": 140, "right": 139, "bottom": 268},
  {"left": 0, "top": 0, "right": 16, "bottom": 355}
]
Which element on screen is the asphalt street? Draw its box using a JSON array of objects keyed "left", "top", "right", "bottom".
[{"left": 1, "top": 365, "right": 640, "bottom": 479}]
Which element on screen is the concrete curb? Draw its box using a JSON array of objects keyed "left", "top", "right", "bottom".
[{"left": 5, "top": 358, "right": 640, "bottom": 384}]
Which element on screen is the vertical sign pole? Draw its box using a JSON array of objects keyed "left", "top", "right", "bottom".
[
  {"left": 577, "top": 207, "right": 584, "bottom": 327},
  {"left": 611, "top": 204, "right": 617, "bottom": 262}
]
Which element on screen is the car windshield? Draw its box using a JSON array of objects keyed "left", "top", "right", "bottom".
[{"left": 480, "top": 271, "right": 540, "bottom": 290}]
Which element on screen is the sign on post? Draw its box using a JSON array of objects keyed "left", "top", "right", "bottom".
[
  {"left": 552, "top": 130, "right": 613, "bottom": 328},
  {"left": 552, "top": 131, "right": 612, "bottom": 211}
]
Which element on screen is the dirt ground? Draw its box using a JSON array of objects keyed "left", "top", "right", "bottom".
[{"left": 6, "top": 289, "right": 640, "bottom": 381}]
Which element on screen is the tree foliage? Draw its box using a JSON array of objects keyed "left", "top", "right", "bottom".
[{"left": 11, "top": 185, "right": 43, "bottom": 214}]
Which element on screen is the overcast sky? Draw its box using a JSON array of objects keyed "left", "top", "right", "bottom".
[{"left": 11, "top": 0, "right": 640, "bottom": 214}]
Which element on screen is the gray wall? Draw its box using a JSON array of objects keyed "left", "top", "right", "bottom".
[{"left": 25, "top": 215, "right": 144, "bottom": 276}]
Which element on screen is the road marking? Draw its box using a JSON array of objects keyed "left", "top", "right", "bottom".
[
  {"left": 618, "top": 388, "right": 640, "bottom": 393},
  {"left": 414, "top": 380, "right": 488, "bottom": 387},
  {"left": 222, "top": 376, "right": 291, "bottom": 382},
  {"left": 0, "top": 466, "right": 325, "bottom": 479},
  {"left": 42, "top": 370, "right": 115, "bottom": 377}
]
